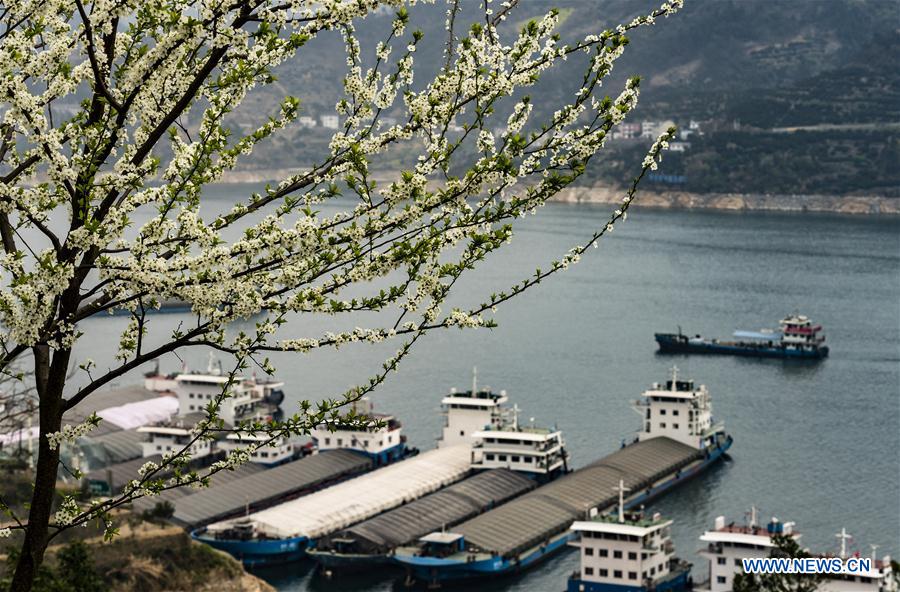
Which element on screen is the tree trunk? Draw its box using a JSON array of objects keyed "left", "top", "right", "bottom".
[{"left": 9, "top": 345, "right": 68, "bottom": 592}]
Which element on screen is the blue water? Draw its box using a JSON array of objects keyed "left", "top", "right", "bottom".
[{"left": 75, "top": 194, "right": 900, "bottom": 591}]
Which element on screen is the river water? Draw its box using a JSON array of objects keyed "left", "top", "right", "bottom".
[{"left": 77, "top": 192, "right": 900, "bottom": 591}]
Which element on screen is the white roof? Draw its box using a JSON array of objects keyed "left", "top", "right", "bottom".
[
  {"left": 473, "top": 429, "right": 559, "bottom": 442},
  {"left": 420, "top": 532, "right": 463, "bottom": 544},
  {"left": 643, "top": 389, "right": 700, "bottom": 400},
  {"left": 211, "top": 444, "right": 472, "bottom": 539},
  {"left": 440, "top": 396, "right": 503, "bottom": 407},
  {"left": 176, "top": 374, "right": 238, "bottom": 384},
  {"left": 97, "top": 396, "right": 179, "bottom": 430},
  {"left": 572, "top": 519, "right": 672, "bottom": 537},
  {"left": 136, "top": 424, "right": 192, "bottom": 436},
  {"left": 700, "top": 530, "right": 775, "bottom": 547}
]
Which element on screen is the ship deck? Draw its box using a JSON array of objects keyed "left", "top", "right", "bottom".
[
  {"left": 205, "top": 444, "right": 472, "bottom": 540},
  {"left": 139, "top": 449, "right": 372, "bottom": 528},
  {"left": 449, "top": 437, "right": 700, "bottom": 558},
  {"left": 314, "top": 468, "right": 535, "bottom": 556}
]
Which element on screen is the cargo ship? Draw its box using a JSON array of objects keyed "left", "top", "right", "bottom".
[
  {"left": 193, "top": 444, "right": 472, "bottom": 566},
  {"left": 394, "top": 370, "right": 733, "bottom": 586},
  {"left": 655, "top": 314, "right": 828, "bottom": 360},
  {"left": 307, "top": 394, "right": 568, "bottom": 571},
  {"left": 695, "top": 509, "right": 897, "bottom": 592}
]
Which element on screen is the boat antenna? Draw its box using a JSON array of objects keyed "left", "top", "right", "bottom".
[
  {"left": 613, "top": 479, "right": 631, "bottom": 523},
  {"left": 670, "top": 365, "right": 679, "bottom": 389},
  {"left": 748, "top": 505, "right": 758, "bottom": 529},
  {"left": 835, "top": 528, "right": 852, "bottom": 560},
  {"left": 870, "top": 544, "right": 879, "bottom": 563},
  {"left": 471, "top": 366, "right": 477, "bottom": 394}
]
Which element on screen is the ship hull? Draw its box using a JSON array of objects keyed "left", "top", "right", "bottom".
[
  {"left": 568, "top": 565, "right": 690, "bottom": 592},
  {"left": 307, "top": 549, "right": 391, "bottom": 571},
  {"left": 655, "top": 334, "right": 828, "bottom": 360},
  {"left": 190, "top": 532, "right": 309, "bottom": 567},
  {"left": 395, "top": 438, "right": 732, "bottom": 584}
]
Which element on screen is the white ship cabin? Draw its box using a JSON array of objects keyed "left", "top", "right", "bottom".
[
  {"left": 698, "top": 511, "right": 895, "bottom": 592},
  {"left": 634, "top": 367, "right": 722, "bottom": 450},
  {"left": 779, "top": 314, "right": 825, "bottom": 347},
  {"left": 174, "top": 373, "right": 272, "bottom": 425},
  {"left": 439, "top": 368, "right": 510, "bottom": 448},
  {"left": 470, "top": 412, "right": 567, "bottom": 480},
  {"left": 217, "top": 431, "right": 294, "bottom": 465},
  {"left": 309, "top": 397, "right": 405, "bottom": 465},
  {"left": 568, "top": 482, "right": 689, "bottom": 592},
  {"left": 136, "top": 414, "right": 212, "bottom": 459}
]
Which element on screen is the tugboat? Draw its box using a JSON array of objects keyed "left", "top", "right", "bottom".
[{"left": 655, "top": 314, "right": 829, "bottom": 360}]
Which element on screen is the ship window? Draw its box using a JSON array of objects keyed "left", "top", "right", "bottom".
[
  {"left": 614, "top": 570, "right": 622, "bottom": 579},
  {"left": 585, "top": 547, "right": 593, "bottom": 556},
  {"left": 718, "top": 557, "right": 726, "bottom": 565},
  {"left": 599, "top": 569, "right": 608, "bottom": 577},
  {"left": 734, "top": 558, "right": 742, "bottom": 566},
  {"left": 673, "top": 424, "right": 679, "bottom": 430},
  {"left": 599, "top": 549, "right": 608, "bottom": 558},
  {"left": 260, "top": 451, "right": 268, "bottom": 458},
  {"left": 650, "top": 567, "right": 656, "bottom": 575},
  {"left": 584, "top": 567, "right": 594, "bottom": 576},
  {"left": 673, "top": 409, "right": 679, "bottom": 415},
  {"left": 660, "top": 409, "right": 666, "bottom": 415},
  {"left": 511, "top": 456, "right": 520, "bottom": 462},
  {"left": 659, "top": 423, "right": 666, "bottom": 429},
  {"left": 628, "top": 572, "right": 637, "bottom": 580},
  {"left": 498, "top": 455, "right": 507, "bottom": 461},
  {"left": 524, "top": 456, "right": 533, "bottom": 463},
  {"left": 613, "top": 550, "right": 622, "bottom": 559},
  {"left": 717, "top": 576, "right": 727, "bottom": 584},
  {"left": 324, "top": 438, "right": 330, "bottom": 445},
  {"left": 486, "top": 454, "right": 495, "bottom": 461},
  {"left": 337, "top": 439, "right": 343, "bottom": 446},
  {"left": 628, "top": 552, "right": 637, "bottom": 560},
  {"left": 189, "top": 393, "right": 194, "bottom": 398},
  {"left": 645, "top": 423, "right": 650, "bottom": 432},
  {"left": 460, "top": 430, "right": 465, "bottom": 436}
]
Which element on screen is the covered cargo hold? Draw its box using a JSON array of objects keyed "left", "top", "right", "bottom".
[
  {"left": 316, "top": 468, "right": 535, "bottom": 555},
  {"left": 167, "top": 449, "right": 371, "bottom": 527},
  {"left": 453, "top": 437, "right": 699, "bottom": 557},
  {"left": 207, "top": 444, "right": 472, "bottom": 540}
]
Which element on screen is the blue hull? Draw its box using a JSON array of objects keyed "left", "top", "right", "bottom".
[
  {"left": 395, "top": 438, "right": 732, "bottom": 583},
  {"left": 655, "top": 333, "right": 828, "bottom": 360},
  {"left": 191, "top": 533, "right": 309, "bottom": 567},
  {"left": 567, "top": 566, "right": 690, "bottom": 592}
]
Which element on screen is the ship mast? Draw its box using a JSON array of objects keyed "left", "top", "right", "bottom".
[
  {"left": 835, "top": 528, "right": 852, "bottom": 560},
  {"left": 613, "top": 479, "right": 631, "bottom": 523}
]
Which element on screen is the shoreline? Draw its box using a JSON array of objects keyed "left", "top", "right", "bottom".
[
  {"left": 214, "top": 169, "right": 898, "bottom": 216},
  {"left": 550, "top": 185, "right": 899, "bottom": 216}
]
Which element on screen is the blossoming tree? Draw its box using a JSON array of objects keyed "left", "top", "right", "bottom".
[{"left": 0, "top": 0, "right": 679, "bottom": 588}]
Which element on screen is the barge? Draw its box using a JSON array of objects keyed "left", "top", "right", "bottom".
[
  {"left": 307, "top": 468, "right": 535, "bottom": 571},
  {"left": 394, "top": 370, "right": 733, "bottom": 586},
  {"left": 655, "top": 314, "right": 828, "bottom": 360},
  {"left": 193, "top": 444, "right": 472, "bottom": 566}
]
